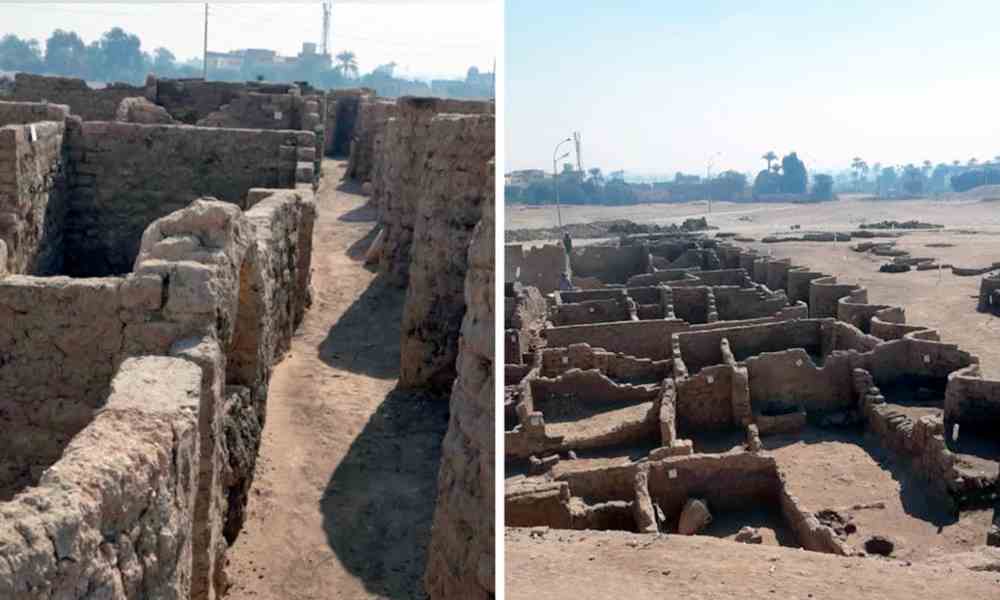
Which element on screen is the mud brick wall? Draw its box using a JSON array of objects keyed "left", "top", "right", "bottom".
[
  {"left": 197, "top": 92, "right": 300, "bottom": 129},
  {"left": 531, "top": 369, "right": 662, "bottom": 408},
  {"left": 505, "top": 283, "right": 546, "bottom": 363},
  {"left": 545, "top": 319, "right": 690, "bottom": 361},
  {"left": 425, "top": 165, "right": 495, "bottom": 600},
  {"left": 12, "top": 73, "right": 144, "bottom": 120},
  {"left": 787, "top": 267, "right": 826, "bottom": 304},
  {"left": 326, "top": 88, "right": 371, "bottom": 156},
  {"left": 863, "top": 336, "right": 975, "bottom": 386},
  {"left": 675, "top": 364, "right": 737, "bottom": 431},
  {"left": 505, "top": 242, "right": 568, "bottom": 294},
  {"left": 809, "top": 276, "right": 861, "bottom": 318},
  {"left": 945, "top": 365, "right": 1000, "bottom": 427},
  {"left": 645, "top": 454, "right": 781, "bottom": 528},
  {"left": 63, "top": 121, "right": 311, "bottom": 276},
  {"left": 346, "top": 98, "right": 396, "bottom": 180},
  {"left": 570, "top": 244, "right": 649, "bottom": 284},
  {"left": 375, "top": 97, "right": 492, "bottom": 287},
  {"left": 0, "top": 114, "right": 70, "bottom": 274},
  {"left": 828, "top": 320, "right": 881, "bottom": 353},
  {"left": 677, "top": 319, "right": 824, "bottom": 373},
  {"left": 399, "top": 114, "right": 494, "bottom": 390},
  {"left": 837, "top": 288, "right": 894, "bottom": 334},
  {"left": 0, "top": 276, "right": 142, "bottom": 442},
  {"left": 672, "top": 286, "right": 712, "bottom": 323},
  {"left": 745, "top": 349, "right": 855, "bottom": 413},
  {"left": 0, "top": 356, "right": 202, "bottom": 599},
  {"left": 552, "top": 297, "right": 631, "bottom": 325},
  {"left": 0, "top": 99, "right": 71, "bottom": 126},
  {"left": 713, "top": 286, "right": 788, "bottom": 321},
  {"left": 979, "top": 274, "right": 1000, "bottom": 312},
  {"left": 154, "top": 79, "right": 255, "bottom": 124},
  {"left": 626, "top": 269, "right": 701, "bottom": 287},
  {"left": 540, "top": 344, "right": 672, "bottom": 382}
]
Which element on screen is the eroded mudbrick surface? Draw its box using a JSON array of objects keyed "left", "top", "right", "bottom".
[
  {"left": 505, "top": 232, "right": 1000, "bottom": 585},
  {"left": 2, "top": 74, "right": 496, "bottom": 600}
]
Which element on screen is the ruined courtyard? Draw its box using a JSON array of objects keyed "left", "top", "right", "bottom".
[
  {"left": 0, "top": 73, "right": 493, "bottom": 599},
  {"left": 504, "top": 208, "right": 1000, "bottom": 595}
]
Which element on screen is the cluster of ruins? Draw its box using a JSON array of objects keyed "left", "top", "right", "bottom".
[
  {"left": 0, "top": 72, "right": 495, "bottom": 600},
  {"left": 505, "top": 232, "right": 1000, "bottom": 558}
]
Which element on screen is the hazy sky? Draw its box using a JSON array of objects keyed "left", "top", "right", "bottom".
[
  {"left": 506, "top": 0, "right": 1000, "bottom": 176},
  {"left": 2, "top": 0, "right": 497, "bottom": 79}
]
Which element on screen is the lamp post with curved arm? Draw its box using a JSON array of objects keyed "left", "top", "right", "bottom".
[
  {"left": 706, "top": 151, "right": 722, "bottom": 214},
  {"left": 553, "top": 137, "right": 573, "bottom": 229}
]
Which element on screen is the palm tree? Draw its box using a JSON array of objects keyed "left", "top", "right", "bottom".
[
  {"left": 850, "top": 157, "right": 867, "bottom": 192},
  {"left": 335, "top": 51, "right": 359, "bottom": 79},
  {"left": 762, "top": 151, "right": 777, "bottom": 171}
]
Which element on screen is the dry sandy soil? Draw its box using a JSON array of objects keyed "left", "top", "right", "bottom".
[
  {"left": 507, "top": 196, "right": 1000, "bottom": 376},
  {"left": 506, "top": 528, "right": 1000, "bottom": 600},
  {"left": 225, "top": 161, "right": 448, "bottom": 599}
]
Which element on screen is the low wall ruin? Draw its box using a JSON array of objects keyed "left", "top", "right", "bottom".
[
  {"left": 506, "top": 234, "right": 1000, "bottom": 556},
  {"left": 0, "top": 189, "right": 315, "bottom": 599}
]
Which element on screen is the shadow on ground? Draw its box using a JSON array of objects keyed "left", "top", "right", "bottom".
[
  {"left": 320, "top": 387, "right": 450, "bottom": 599},
  {"left": 346, "top": 224, "right": 380, "bottom": 263},
  {"left": 318, "top": 273, "right": 404, "bottom": 380},
  {"left": 339, "top": 201, "right": 378, "bottom": 223},
  {"left": 336, "top": 177, "right": 366, "bottom": 196}
]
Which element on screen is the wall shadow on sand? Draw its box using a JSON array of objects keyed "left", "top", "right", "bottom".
[{"left": 320, "top": 387, "right": 449, "bottom": 599}]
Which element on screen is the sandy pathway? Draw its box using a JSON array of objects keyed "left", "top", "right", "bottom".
[{"left": 225, "top": 160, "right": 448, "bottom": 599}]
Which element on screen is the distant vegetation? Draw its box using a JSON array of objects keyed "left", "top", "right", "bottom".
[
  {"left": 507, "top": 150, "right": 1000, "bottom": 206},
  {"left": 0, "top": 27, "right": 492, "bottom": 98},
  {"left": 506, "top": 151, "right": 831, "bottom": 206},
  {"left": 840, "top": 156, "right": 1000, "bottom": 197}
]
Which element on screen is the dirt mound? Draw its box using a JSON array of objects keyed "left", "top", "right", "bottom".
[
  {"left": 505, "top": 217, "right": 715, "bottom": 243},
  {"left": 860, "top": 220, "right": 943, "bottom": 230}
]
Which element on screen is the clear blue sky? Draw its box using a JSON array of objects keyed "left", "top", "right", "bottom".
[
  {"left": 2, "top": 1, "right": 497, "bottom": 80},
  {"left": 505, "top": 0, "right": 1000, "bottom": 176}
]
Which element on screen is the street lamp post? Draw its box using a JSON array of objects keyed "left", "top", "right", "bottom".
[
  {"left": 706, "top": 152, "right": 722, "bottom": 214},
  {"left": 553, "top": 137, "right": 573, "bottom": 229}
]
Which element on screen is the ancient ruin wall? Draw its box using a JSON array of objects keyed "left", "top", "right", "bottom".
[
  {"left": 570, "top": 245, "right": 650, "bottom": 285},
  {"left": 374, "top": 97, "right": 492, "bottom": 286},
  {"left": 0, "top": 107, "right": 70, "bottom": 274},
  {"left": 63, "top": 121, "right": 313, "bottom": 276},
  {"left": 945, "top": 364, "right": 1000, "bottom": 428},
  {"left": 425, "top": 165, "right": 495, "bottom": 600},
  {"left": 0, "top": 356, "right": 202, "bottom": 599},
  {"left": 399, "top": 113, "right": 494, "bottom": 390},
  {"left": 12, "top": 73, "right": 144, "bottom": 120},
  {"left": 505, "top": 242, "right": 569, "bottom": 294},
  {"left": 346, "top": 98, "right": 396, "bottom": 181},
  {"left": 326, "top": 88, "right": 371, "bottom": 156},
  {"left": 545, "top": 319, "right": 688, "bottom": 361},
  {"left": 979, "top": 274, "right": 1000, "bottom": 313}
]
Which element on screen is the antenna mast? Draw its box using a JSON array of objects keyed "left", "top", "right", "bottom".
[{"left": 322, "top": 0, "right": 332, "bottom": 56}]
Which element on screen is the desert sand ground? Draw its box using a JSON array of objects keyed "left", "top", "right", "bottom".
[
  {"left": 506, "top": 528, "right": 1000, "bottom": 600},
  {"left": 507, "top": 196, "right": 1000, "bottom": 376},
  {"left": 225, "top": 161, "right": 447, "bottom": 599}
]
